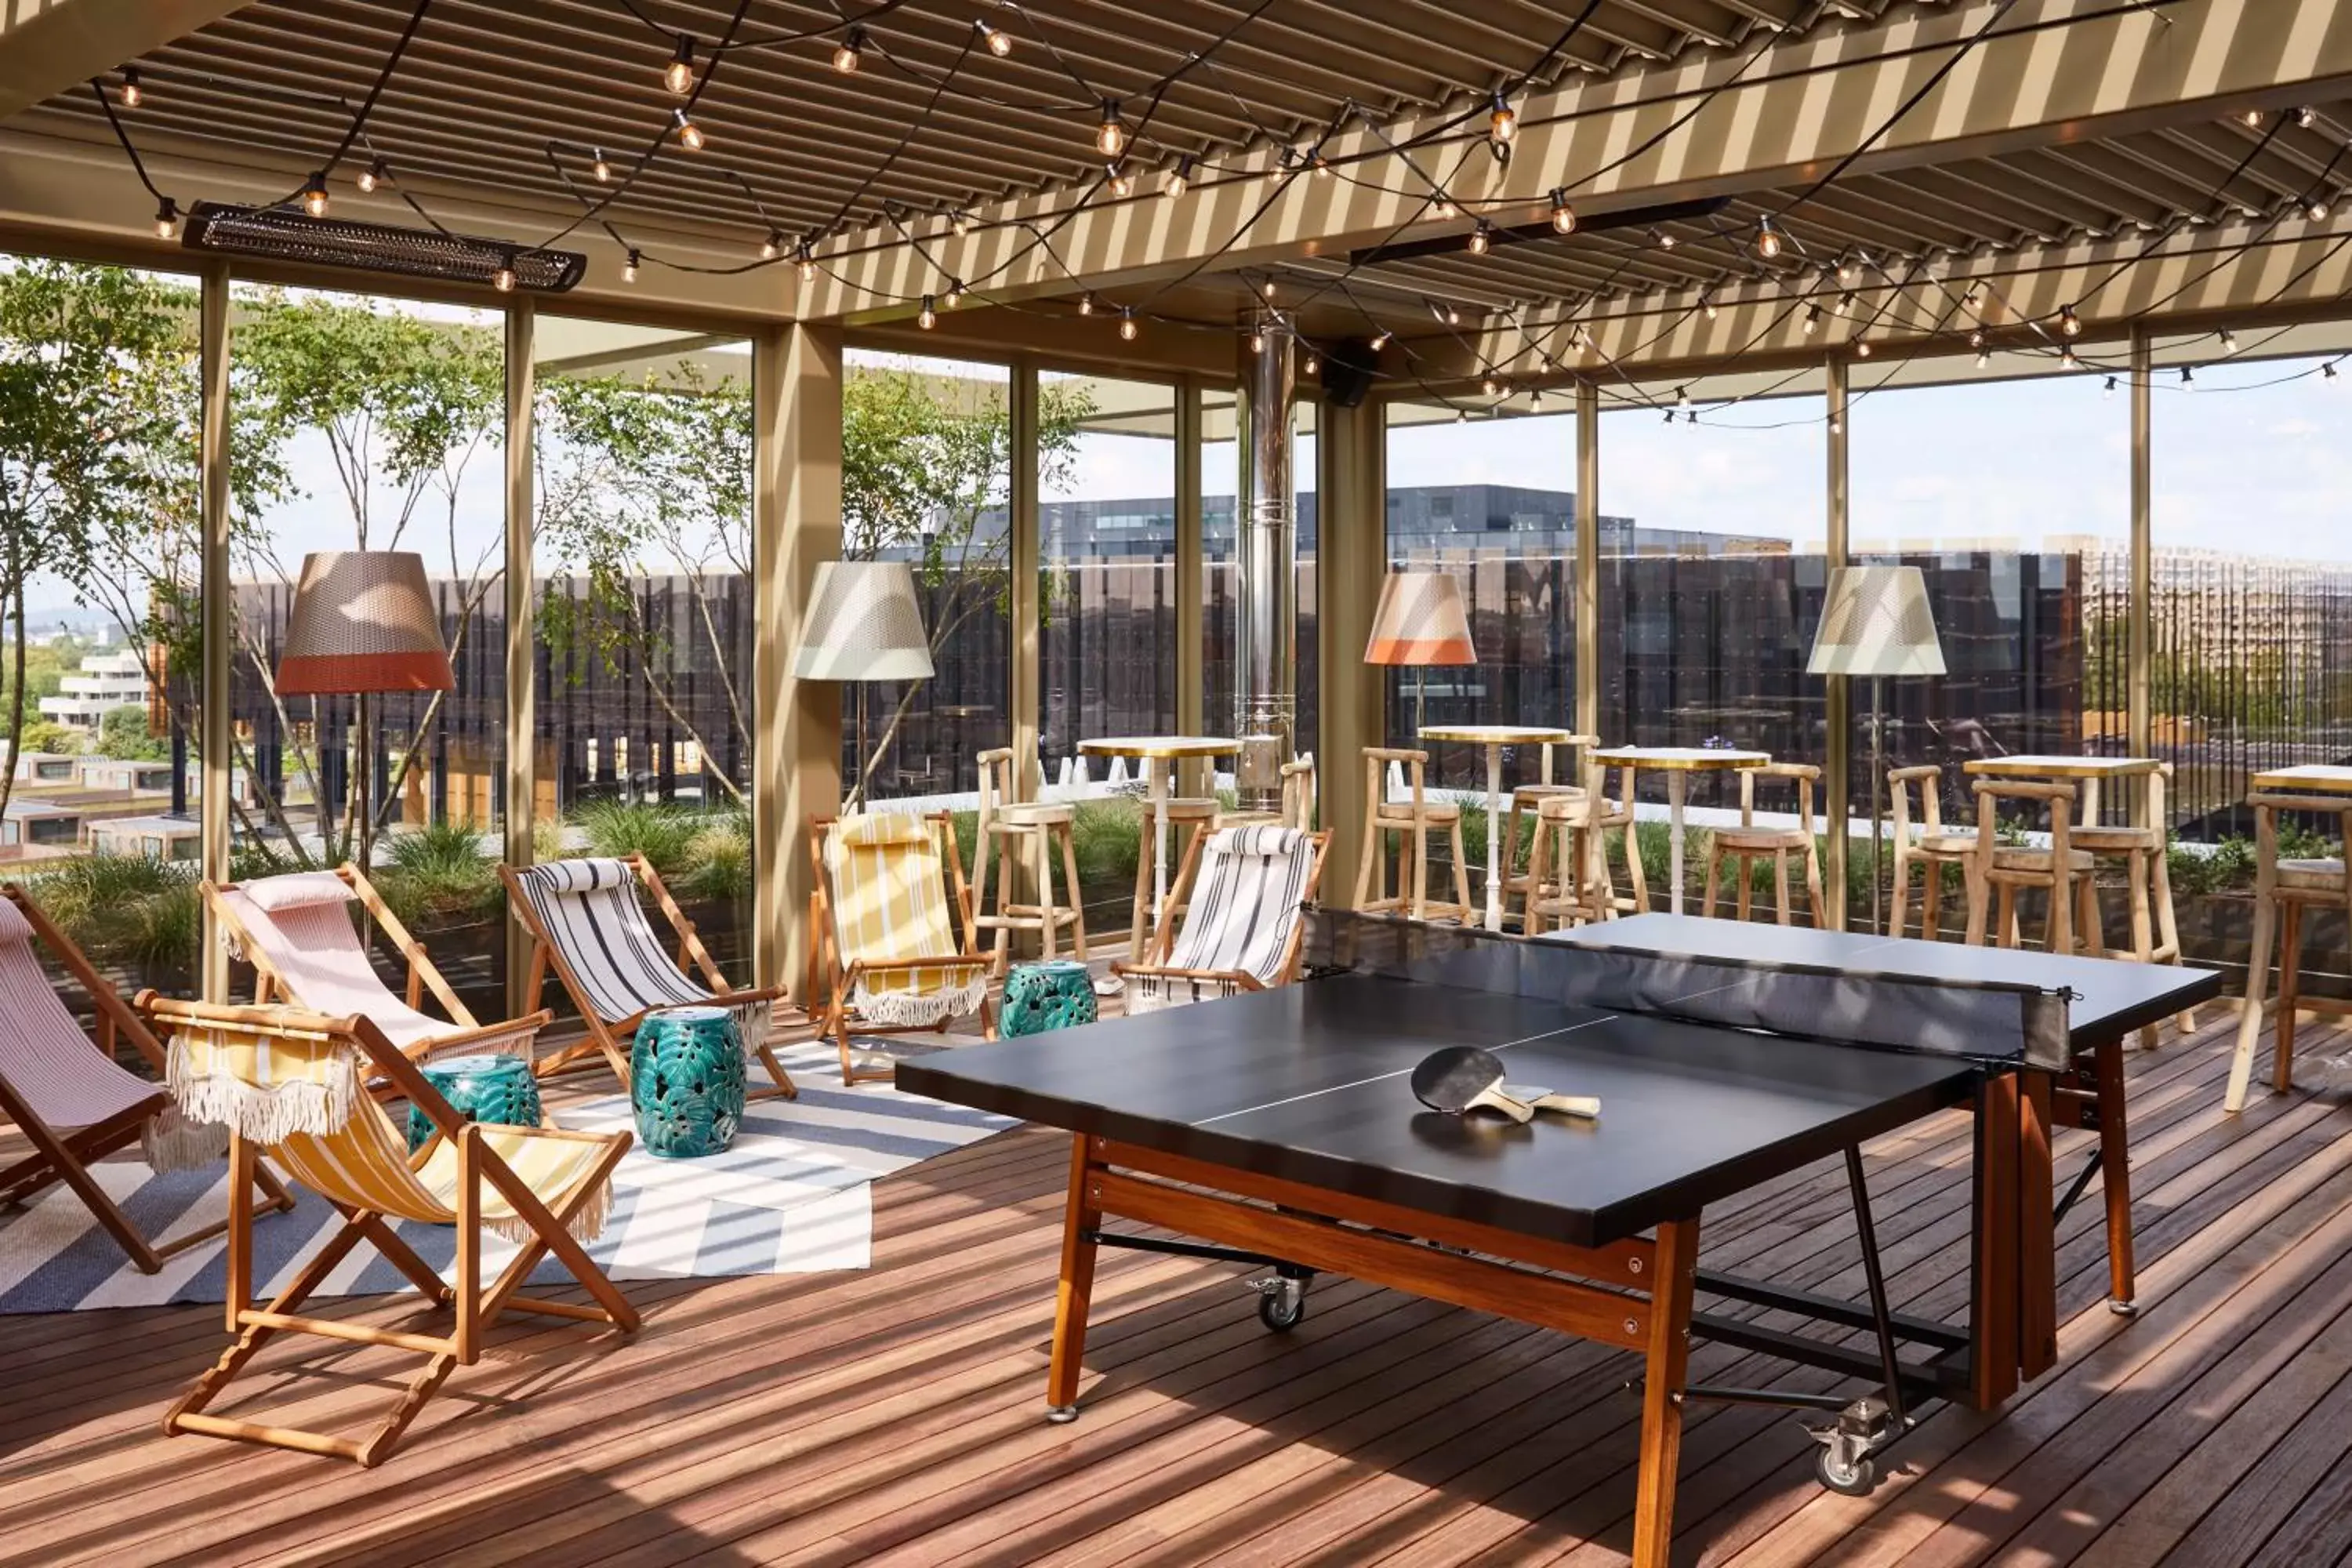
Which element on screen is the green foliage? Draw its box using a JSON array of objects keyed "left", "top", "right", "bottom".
[
  {"left": 25, "top": 853, "right": 201, "bottom": 971},
  {"left": 96, "top": 705, "right": 169, "bottom": 760},
  {"left": 570, "top": 797, "right": 706, "bottom": 877},
  {"left": 375, "top": 819, "right": 503, "bottom": 931},
  {"left": 676, "top": 808, "right": 753, "bottom": 902},
  {"left": 13, "top": 719, "right": 81, "bottom": 757}
]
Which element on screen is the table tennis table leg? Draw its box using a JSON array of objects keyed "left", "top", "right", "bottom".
[
  {"left": 1971, "top": 1073, "right": 2020, "bottom": 1410},
  {"left": 1046, "top": 1134, "right": 1102, "bottom": 1423},
  {"left": 2018, "top": 1073, "right": 2059, "bottom": 1380},
  {"left": 1631, "top": 1218, "right": 1699, "bottom": 1568},
  {"left": 2092, "top": 1036, "right": 2137, "bottom": 1315}
]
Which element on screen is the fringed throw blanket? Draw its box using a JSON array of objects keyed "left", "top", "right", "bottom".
[{"left": 825, "top": 814, "right": 989, "bottom": 1028}]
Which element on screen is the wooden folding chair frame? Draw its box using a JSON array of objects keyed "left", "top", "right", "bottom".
[
  {"left": 205, "top": 864, "right": 555, "bottom": 1068},
  {"left": 0, "top": 884, "right": 292, "bottom": 1272},
  {"left": 138, "top": 995, "right": 639, "bottom": 1468},
  {"left": 501, "top": 854, "right": 794, "bottom": 1102},
  {"left": 804, "top": 814, "right": 998, "bottom": 1086},
  {"left": 1112, "top": 826, "right": 1332, "bottom": 1000}
]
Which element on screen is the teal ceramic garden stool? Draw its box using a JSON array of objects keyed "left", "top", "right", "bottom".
[
  {"left": 405, "top": 1054, "right": 543, "bottom": 1152},
  {"left": 632, "top": 1004, "right": 749, "bottom": 1158},
  {"left": 1000, "top": 960, "right": 1098, "bottom": 1036}
]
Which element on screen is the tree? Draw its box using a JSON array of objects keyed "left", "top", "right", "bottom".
[
  {"left": 0, "top": 261, "right": 183, "bottom": 833},
  {"left": 98, "top": 704, "right": 169, "bottom": 761}
]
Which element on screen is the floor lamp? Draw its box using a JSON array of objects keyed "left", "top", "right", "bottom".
[
  {"left": 1807, "top": 564, "right": 1946, "bottom": 935},
  {"left": 794, "top": 561, "right": 935, "bottom": 813},
  {"left": 1364, "top": 569, "right": 1477, "bottom": 739},
  {"left": 274, "top": 550, "right": 455, "bottom": 873}
]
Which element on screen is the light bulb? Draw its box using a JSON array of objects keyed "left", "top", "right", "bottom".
[
  {"left": 1550, "top": 190, "right": 1577, "bottom": 234},
  {"left": 2310, "top": 198, "right": 2332, "bottom": 222},
  {"left": 1445, "top": 306, "right": 1461, "bottom": 326},
  {"left": 1370, "top": 329, "right": 1391, "bottom": 351},
  {"left": 945, "top": 279, "right": 963, "bottom": 307},
  {"left": 1803, "top": 305, "right": 1820, "bottom": 335},
  {"left": 1655, "top": 227, "right": 1676, "bottom": 250},
  {"left": 1664, "top": 408, "right": 1676, "bottom": 424},
  {"left": 833, "top": 27, "right": 866, "bottom": 72},
  {"left": 2180, "top": 365, "right": 2194, "bottom": 385},
  {"left": 1976, "top": 349, "right": 1991, "bottom": 368},
  {"left": 2220, "top": 327, "right": 2238, "bottom": 351},
  {"left": 1701, "top": 294, "right": 1719, "bottom": 321},
  {"left": 153, "top": 198, "right": 179, "bottom": 239},
  {"left": 593, "top": 149, "right": 612, "bottom": 183},
  {"left": 1481, "top": 376, "right": 1499, "bottom": 397},
  {"left": 796, "top": 244, "right": 815, "bottom": 283},
  {"left": 1249, "top": 332, "right": 1263, "bottom": 354},
  {"left": 1857, "top": 338, "right": 1873, "bottom": 358},
  {"left": 1756, "top": 219, "right": 1782, "bottom": 260},
  {"left": 1963, "top": 282, "right": 1983, "bottom": 309},
  {"left": 952, "top": 210, "right": 971, "bottom": 237},
  {"left": 1078, "top": 294, "right": 1094, "bottom": 316},
  {"left": 357, "top": 158, "right": 387, "bottom": 194},
  {"left": 1969, "top": 328, "right": 1986, "bottom": 349},
  {"left": 672, "top": 107, "right": 704, "bottom": 151},
  {"left": 2243, "top": 107, "right": 2264, "bottom": 128},
  {"left": 1164, "top": 157, "right": 1193, "bottom": 198},
  {"left": 666, "top": 36, "right": 695, "bottom": 94},
  {"left": 1527, "top": 387, "right": 1542, "bottom": 409},
  {"left": 2104, "top": 376, "right": 2118, "bottom": 398},
  {"left": 1489, "top": 92, "right": 1516, "bottom": 144},
  {"left": 977, "top": 18, "right": 1012, "bottom": 56},
  {"left": 2327, "top": 362, "right": 2342, "bottom": 384},
  {"left": 1455, "top": 408, "right": 1467, "bottom": 423},
  {"left": 2298, "top": 106, "right": 2318, "bottom": 129},
  {"left": 1304, "top": 353, "right": 1320, "bottom": 375},
  {"left": 1097, "top": 100, "right": 1126, "bottom": 158},
  {"left": 1261, "top": 278, "right": 1277, "bottom": 300},
  {"left": 1675, "top": 386, "right": 1690, "bottom": 409},
  {"left": 1118, "top": 310, "right": 1138, "bottom": 341},
  {"left": 300, "top": 173, "right": 328, "bottom": 218},
  {"left": 1467, "top": 223, "right": 1492, "bottom": 256},
  {"left": 919, "top": 295, "right": 937, "bottom": 329},
  {"left": 2060, "top": 304, "right": 2082, "bottom": 337},
  {"left": 1432, "top": 195, "right": 1455, "bottom": 219},
  {"left": 493, "top": 259, "right": 517, "bottom": 293},
  {"left": 2061, "top": 344, "right": 2080, "bottom": 368},
  {"left": 622, "top": 249, "right": 641, "bottom": 283},
  {"left": 120, "top": 67, "right": 143, "bottom": 108},
  {"left": 760, "top": 231, "right": 781, "bottom": 261},
  {"left": 1837, "top": 258, "right": 1857, "bottom": 284},
  {"left": 1106, "top": 165, "right": 1133, "bottom": 198}
]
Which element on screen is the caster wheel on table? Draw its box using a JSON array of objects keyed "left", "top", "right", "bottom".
[
  {"left": 1254, "top": 1276, "right": 1308, "bottom": 1332},
  {"left": 1815, "top": 1446, "right": 1877, "bottom": 1497}
]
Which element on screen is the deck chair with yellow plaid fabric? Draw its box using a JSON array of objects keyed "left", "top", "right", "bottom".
[
  {"left": 145, "top": 995, "right": 637, "bottom": 1468},
  {"left": 806, "top": 813, "right": 996, "bottom": 1085}
]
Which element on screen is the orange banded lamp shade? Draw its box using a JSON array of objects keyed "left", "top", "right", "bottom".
[
  {"left": 1363, "top": 571, "right": 1476, "bottom": 666},
  {"left": 273, "top": 551, "right": 456, "bottom": 697}
]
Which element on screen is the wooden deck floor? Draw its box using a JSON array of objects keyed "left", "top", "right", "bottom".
[{"left": 9, "top": 1007, "right": 2352, "bottom": 1567}]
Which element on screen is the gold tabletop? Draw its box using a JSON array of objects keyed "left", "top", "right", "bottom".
[
  {"left": 1418, "top": 725, "right": 1588, "bottom": 746},
  {"left": 1078, "top": 735, "right": 1240, "bottom": 760},
  {"left": 2252, "top": 764, "right": 2352, "bottom": 795},
  {"left": 1588, "top": 746, "right": 1770, "bottom": 771},
  {"left": 1964, "top": 755, "right": 2158, "bottom": 779}
]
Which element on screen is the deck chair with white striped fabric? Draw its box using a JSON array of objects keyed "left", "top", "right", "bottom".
[
  {"left": 206, "top": 866, "right": 547, "bottom": 1068},
  {"left": 144, "top": 995, "right": 636, "bottom": 1467},
  {"left": 503, "top": 855, "right": 793, "bottom": 1099},
  {"left": 806, "top": 813, "right": 996, "bottom": 1085},
  {"left": 1114, "top": 826, "right": 1331, "bottom": 1013},
  {"left": 0, "top": 885, "right": 291, "bottom": 1272}
]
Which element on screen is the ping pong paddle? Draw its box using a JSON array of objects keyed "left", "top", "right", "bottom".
[
  {"left": 1503, "top": 1084, "right": 1602, "bottom": 1120},
  {"left": 1410, "top": 1047, "right": 1537, "bottom": 1123}
]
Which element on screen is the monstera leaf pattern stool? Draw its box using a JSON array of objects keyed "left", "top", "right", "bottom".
[{"left": 631, "top": 1005, "right": 749, "bottom": 1159}]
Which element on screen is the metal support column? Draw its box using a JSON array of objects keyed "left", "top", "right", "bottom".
[
  {"left": 1010, "top": 357, "right": 1042, "bottom": 800},
  {"left": 503, "top": 302, "right": 537, "bottom": 1020},
  {"left": 1174, "top": 376, "right": 1207, "bottom": 793},
  {"left": 1318, "top": 394, "right": 1385, "bottom": 883},
  {"left": 2128, "top": 328, "right": 2154, "bottom": 814},
  {"left": 1235, "top": 315, "right": 1298, "bottom": 815},
  {"left": 1575, "top": 380, "right": 1600, "bottom": 740},
  {"left": 751, "top": 323, "right": 844, "bottom": 995},
  {"left": 198, "top": 260, "right": 232, "bottom": 1004},
  {"left": 1824, "top": 358, "right": 1853, "bottom": 931}
]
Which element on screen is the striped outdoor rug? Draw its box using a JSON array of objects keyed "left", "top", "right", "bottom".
[{"left": 0, "top": 1042, "right": 1013, "bottom": 1314}]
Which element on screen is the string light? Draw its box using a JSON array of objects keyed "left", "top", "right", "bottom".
[
  {"left": 118, "top": 67, "right": 143, "bottom": 109},
  {"left": 1370, "top": 328, "right": 1391, "bottom": 351},
  {"left": 1803, "top": 304, "right": 1821, "bottom": 335},
  {"left": 1700, "top": 292, "right": 1719, "bottom": 321},
  {"left": 2180, "top": 365, "right": 2195, "bottom": 385},
  {"left": 951, "top": 210, "right": 972, "bottom": 237},
  {"left": 945, "top": 278, "right": 964, "bottom": 307},
  {"left": 760, "top": 230, "right": 782, "bottom": 260},
  {"left": 1664, "top": 408, "right": 1676, "bottom": 424},
  {"left": 671, "top": 107, "right": 705, "bottom": 151},
  {"left": 1755, "top": 216, "right": 1784, "bottom": 260},
  {"left": 1118, "top": 308, "right": 1138, "bottom": 341},
  {"left": 1106, "top": 165, "right": 1134, "bottom": 198},
  {"left": 1481, "top": 376, "right": 1499, "bottom": 396},
  {"left": 2104, "top": 376, "right": 2118, "bottom": 397},
  {"left": 1489, "top": 92, "right": 1517, "bottom": 145},
  {"left": 1857, "top": 338, "right": 1873, "bottom": 358},
  {"left": 622, "top": 249, "right": 641, "bottom": 283},
  {"left": 1529, "top": 388, "right": 1543, "bottom": 409},
  {"left": 1550, "top": 189, "right": 1577, "bottom": 234},
  {"left": 1431, "top": 195, "right": 1456, "bottom": 219},
  {"left": 665, "top": 35, "right": 695, "bottom": 94},
  {"left": 2297, "top": 106, "right": 2318, "bottom": 129},
  {"left": 796, "top": 243, "right": 816, "bottom": 283},
  {"left": 976, "top": 18, "right": 1013, "bottom": 56},
  {"left": 1467, "top": 223, "right": 1492, "bottom": 256},
  {"left": 1445, "top": 305, "right": 1461, "bottom": 326},
  {"left": 2310, "top": 196, "right": 2333, "bottom": 222},
  {"left": 1261, "top": 278, "right": 1278, "bottom": 300},
  {"left": 2220, "top": 327, "right": 2238, "bottom": 351},
  {"left": 1976, "top": 347, "right": 1991, "bottom": 368},
  {"left": 1304, "top": 351, "right": 1320, "bottom": 375},
  {"left": 2326, "top": 362, "right": 2342, "bottom": 385},
  {"left": 1653, "top": 228, "right": 1677, "bottom": 250},
  {"left": 1078, "top": 294, "right": 1094, "bottom": 315},
  {"left": 1676, "top": 386, "right": 1691, "bottom": 410},
  {"left": 1312, "top": 154, "right": 1333, "bottom": 179},
  {"left": 1456, "top": 408, "right": 1467, "bottom": 423},
  {"left": 2059, "top": 304, "right": 2082, "bottom": 337},
  {"left": 593, "top": 148, "right": 612, "bottom": 183},
  {"left": 1265, "top": 147, "right": 1290, "bottom": 184},
  {"left": 833, "top": 27, "right": 866, "bottom": 72},
  {"left": 919, "top": 294, "right": 938, "bottom": 329},
  {"left": 1962, "top": 282, "right": 1984, "bottom": 310},
  {"left": 300, "top": 172, "right": 329, "bottom": 218},
  {"left": 1837, "top": 257, "right": 1859, "bottom": 285},
  {"left": 1969, "top": 328, "right": 1986, "bottom": 350},
  {"left": 2060, "top": 343, "right": 2080, "bottom": 368},
  {"left": 1097, "top": 100, "right": 1127, "bottom": 158},
  {"left": 2242, "top": 107, "right": 2264, "bottom": 129},
  {"left": 1164, "top": 157, "right": 1193, "bottom": 198},
  {"left": 153, "top": 198, "right": 179, "bottom": 239},
  {"left": 493, "top": 256, "right": 517, "bottom": 293},
  {"left": 1249, "top": 331, "right": 1264, "bottom": 353},
  {"left": 356, "top": 158, "right": 388, "bottom": 194}
]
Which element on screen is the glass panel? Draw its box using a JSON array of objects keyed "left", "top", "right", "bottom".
[
  {"left": 534, "top": 318, "right": 756, "bottom": 989},
  {"left": 227, "top": 282, "right": 510, "bottom": 1016},
  {"left": 4, "top": 256, "right": 204, "bottom": 1014}
]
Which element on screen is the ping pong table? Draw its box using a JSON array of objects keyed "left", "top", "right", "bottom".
[{"left": 897, "top": 910, "right": 2217, "bottom": 1568}]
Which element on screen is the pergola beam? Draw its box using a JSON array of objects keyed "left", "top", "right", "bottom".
[
  {"left": 0, "top": 0, "right": 256, "bottom": 121},
  {"left": 800, "top": 0, "right": 2352, "bottom": 322}
]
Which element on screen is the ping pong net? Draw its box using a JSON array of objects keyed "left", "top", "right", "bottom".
[{"left": 1302, "top": 909, "right": 2073, "bottom": 1072}]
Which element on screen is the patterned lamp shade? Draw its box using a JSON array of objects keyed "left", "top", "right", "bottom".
[
  {"left": 274, "top": 551, "right": 454, "bottom": 696},
  {"left": 1363, "top": 571, "right": 1476, "bottom": 666},
  {"left": 1808, "top": 564, "right": 1947, "bottom": 677},
  {"left": 793, "top": 560, "right": 937, "bottom": 681}
]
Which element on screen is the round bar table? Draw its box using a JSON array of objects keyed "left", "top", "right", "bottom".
[
  {"left": 1962, "top": 754, "right": 2158, "bottom": 827},
  {"left": 1417, "top": 724, "right": 1579, "bottom": 931},
  {"left": 1078, "top": 735, "right": 1241, "bottom": 956},
  {"left": 1587, "top": 746, "right": 1771, "bottom": 916}
]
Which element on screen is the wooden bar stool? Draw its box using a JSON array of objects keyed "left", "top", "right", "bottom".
[
  {"left": 971, "top": 747, "right": 1087, "bottom": 976},
  {"left": 1525, "top": 789, "right": 1614, "bottom": 932},
  {"left": 1352, "top": 747, "right": 1475, "bottom": 923},
  {"left": 1964, "top": 779, "right": 2092, "bottom": 955},
  {"left": 1888, "top": 765, "right": 1980, "bottom": 942},
  {"left": 1700, "top": 763, "right": 1825, "bottom": 927},
  {"left": 2071, "top": 761, "right": 2196, "bottom": 1045},
  {"left": 1504, "top": 733, "right": 1598, "bottom": 928},
  {"left": 2226, "top": 791, "right": 2352, "bottom": 1111}
]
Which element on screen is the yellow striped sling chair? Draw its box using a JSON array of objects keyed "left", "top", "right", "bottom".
[{"left": 142, "top": 995, "right": 637, "bottom": 1467}]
